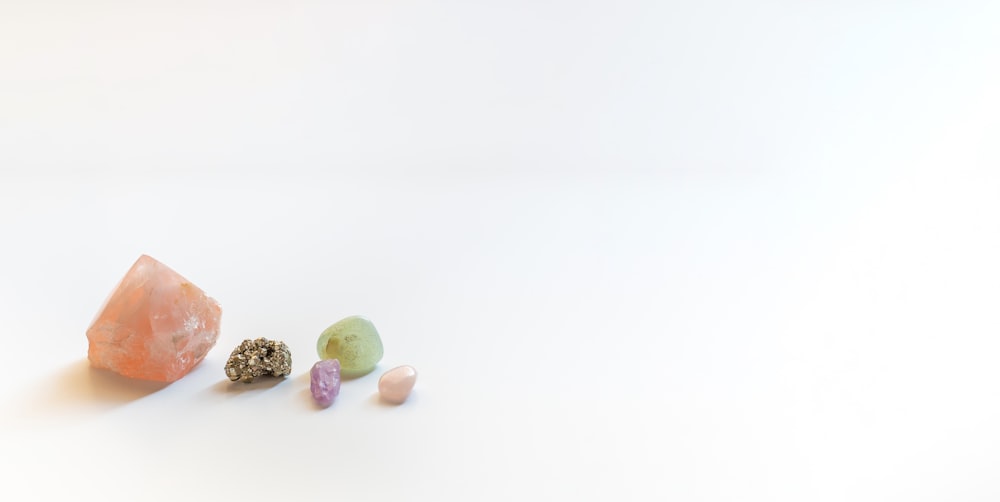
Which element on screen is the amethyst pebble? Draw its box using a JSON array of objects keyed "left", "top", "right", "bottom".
[{"left": 310, "top": 359, "right": 341, "bottom": 407}]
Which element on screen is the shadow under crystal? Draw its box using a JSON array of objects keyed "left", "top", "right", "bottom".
[{"left": 19, "top": 359, "right": 169, "bottom": 420}]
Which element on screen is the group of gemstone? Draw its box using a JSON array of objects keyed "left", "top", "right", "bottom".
[{"left": 85, "top": 255, "right": 417, "bottom": 407}]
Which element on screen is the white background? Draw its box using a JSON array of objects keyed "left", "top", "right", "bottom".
[{"left": 2, "top": 1, "right": 999, "bottom": 500}]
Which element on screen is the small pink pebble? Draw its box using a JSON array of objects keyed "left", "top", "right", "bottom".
[{"left": 378, "top": 365, "right": 417, "bottom": 404}]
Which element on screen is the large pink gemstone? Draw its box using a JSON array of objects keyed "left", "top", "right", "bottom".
[{"left": 86, "top": 255, "right": 222, "bottom": 382}]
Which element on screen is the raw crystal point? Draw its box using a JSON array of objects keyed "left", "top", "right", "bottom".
[
  {"left": 224, "top": 338, "right": 292, "bottom": 383},
  {"left": 86, "top": 255, "right": 222, "bottom": 383},
  {"left": 316, "top": 316, "right": 384, "bottom": 378},
  {"left": 310, "top": 359, "right": 341, "bottom": 407}
]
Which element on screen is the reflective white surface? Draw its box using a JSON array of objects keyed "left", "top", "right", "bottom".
[{"left": 1, "top": 1, "right": 999, "bottom": 500}]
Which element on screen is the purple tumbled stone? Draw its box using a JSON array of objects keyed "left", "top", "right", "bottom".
[{"left": 310, "top": 359, "right": 341, "bottom": 407}]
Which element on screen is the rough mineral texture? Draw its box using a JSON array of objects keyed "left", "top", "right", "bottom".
[
  {"left": 316, "top": 316, "right": 383, "bottom": 378},
  {"left": 225, "top": 338, "right": 292, "bottom": 383},
  {"left": 309, "top": 359, "right": 341, "bottom": 407},
  {"left": 86, "top": 255, "right": 222, "bottom": 383}
]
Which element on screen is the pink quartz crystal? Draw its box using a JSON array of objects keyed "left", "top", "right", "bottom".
[{"left": 86, "top": 255, "right": 222, "bottom": 382}]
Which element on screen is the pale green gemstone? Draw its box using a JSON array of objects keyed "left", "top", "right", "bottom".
[{"left": 316, "top": 316, "right": 384, "bottom": 378}]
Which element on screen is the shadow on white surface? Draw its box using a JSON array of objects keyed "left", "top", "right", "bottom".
[
  {"left": 20, "top": 359, "right": 168, "bottom": 419},
  {"left": 209, "top": 374, "right": 287, "bottom": 395},
  {"left": 369, "top": 390, "right": 417, "bottom": 408}
]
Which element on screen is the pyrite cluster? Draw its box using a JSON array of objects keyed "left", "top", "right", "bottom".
[{"left": 224, "top": 338, "right": 292, "bottom": 383}]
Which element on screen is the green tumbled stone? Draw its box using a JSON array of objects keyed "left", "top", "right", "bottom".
[{"left": 316, "top": 316, "right": 384, "bottom": 378}]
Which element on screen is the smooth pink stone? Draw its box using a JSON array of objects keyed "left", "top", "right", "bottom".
[
  {"left": 378, "top": 365, "right": 417, "bottom": 404},
  {"left": 86, "top": 255, "right": 222, "bottom": 382}
]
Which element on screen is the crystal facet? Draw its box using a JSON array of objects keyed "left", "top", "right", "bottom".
[
  {"left": 309, "top": 359, "right": 341, "bottom": 407},
  {"left": 316, "top": 316, "right": 384, "bottom": 378},
  {"left": 378, "top": 365, "right": 417, "bottom": 404},
  {"left": 86, "top": 255, "right": 222, "bottom": 383},
  {"left": 224, "top": 338, "right": 292, "bottom": 383}
]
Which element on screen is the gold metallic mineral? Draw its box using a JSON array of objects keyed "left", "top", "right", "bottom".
[{"left": 224, "top": 338, "right": 292, "bottom": 383}]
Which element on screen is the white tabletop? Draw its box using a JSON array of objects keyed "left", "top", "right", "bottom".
[{"left": 2, "top": 1, "right": 999, "bottom": 500}]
